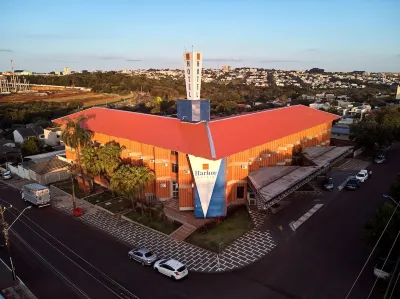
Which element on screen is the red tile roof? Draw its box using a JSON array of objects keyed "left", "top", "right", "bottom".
[{"left": 53, "top": 105, "right": 339, "bottom": 160}]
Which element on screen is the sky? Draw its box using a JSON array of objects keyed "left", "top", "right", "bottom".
[{"left": 1, "top": 0, "right": 399, "bottom": 73}]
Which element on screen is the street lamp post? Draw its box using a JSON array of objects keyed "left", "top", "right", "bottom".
[{"left": 0, "top": 204, "right": 32, "bottom": 281}]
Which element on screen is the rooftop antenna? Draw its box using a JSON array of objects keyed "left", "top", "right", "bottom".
[
  {"left": 191, "top": 45, "right": 194, "bottom": 52},
  {"left": 184, "top": 46, "right": 187, "bottom": 53}
]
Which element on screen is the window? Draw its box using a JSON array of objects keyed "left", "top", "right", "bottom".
[
  {"left": 171, "top": 151, "right": 178, "bottom": 156},
  {"left": 171, "top": 163, "right": 178, "bottom": 173},
  {"left": 172, "top": 181, "right": 179, "bottom": 198},
  {"left": 236, "top": 186, "right": 245, "bottom": 199}
]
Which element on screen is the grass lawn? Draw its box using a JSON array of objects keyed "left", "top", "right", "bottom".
[
  {"left": 186, "top": 206, "right": 253, "bottom": 252},
  {"left": 85, "top": 191, "right": 113, "bottom": 205},
  {"left": 97, "top": 197, "right": 132, "bottom": 214},
  {"left": 53, "top": 181, "right": 87, "bottom": 199},
  {"left": 124, "top": 210, "right": 182, "bottom": 235}
]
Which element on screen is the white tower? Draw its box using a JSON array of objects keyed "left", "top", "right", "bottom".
[{"left": 183, "top": 52, "right": 203, "bottom": 100}]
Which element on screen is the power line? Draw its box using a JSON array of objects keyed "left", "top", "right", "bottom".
[
  {"left": 345, "top": 197, "right": 400, "bottom": 299},
  {"left": 388, "top": 265, "right": 400, "bottom": 299},
  {"left": 366, "top": 228, "right": 400, "bottom": 298}
]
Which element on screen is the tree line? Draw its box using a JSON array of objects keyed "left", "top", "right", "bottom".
[
  {"left": 350, "top": 106, "right": 400, "bottom": 150},
  {"left": 21, "top": 72, "right": 396, "bottom": 106}
]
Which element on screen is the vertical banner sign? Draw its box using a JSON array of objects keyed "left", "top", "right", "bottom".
[
  {"left": 183, "top": 52, "right": 202, "bottom": 100},
  {"left": 188, "top": 155, "right": 226, "bottom": 218}
]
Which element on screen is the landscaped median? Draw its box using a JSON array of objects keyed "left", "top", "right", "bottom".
[
  {"left": 123, "top": 210, "right": 181, "bottom": 235},
  {"left": 96, "top": 197, "right": 132, "bottom": 214},
  {"left": 186, "top": 206, "right": 253, "bottom": 252}
]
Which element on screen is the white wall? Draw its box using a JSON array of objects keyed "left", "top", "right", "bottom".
[
  {"left": 13, "top": 131, "right": 24, "bottom": 144},
  {"left": 44, "top": 129, "right": 61, "bottom": 146}
]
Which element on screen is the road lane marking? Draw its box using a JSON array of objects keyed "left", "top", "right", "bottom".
[{"left": 0, "top": 197, "right": 140, "bottom": 299}]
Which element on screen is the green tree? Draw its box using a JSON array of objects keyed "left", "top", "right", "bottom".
[
  {"left": 364, "top": 202, "right": 400, "bottom": 256},
  {"left": 98, "top": 141, "right": 123, "bottom": 181},
  {"left": 81, "top": 146, "right": 101, "bottom": 177},
  {"left": 61, "top": 115, "right": 94, "bottom": 208},
  {"left": 110, "top": 165, "right": 155, "bottom": 214},
  {"left": 21, "top": 137, "right": 40, "bottom": 155}
]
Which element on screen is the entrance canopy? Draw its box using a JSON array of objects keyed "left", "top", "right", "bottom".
[{"left": 248, "top": 146, "right": 352, "bottom": 209}]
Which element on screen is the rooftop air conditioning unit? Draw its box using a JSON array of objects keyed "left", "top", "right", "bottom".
[
  {"left": 255, "top": 158, "right": 262, "bottom": 161},
  {"left": 160, "top": 183, "right": 167, "bottom": 188},
  {"left": 138, "top": 155, "right": 143, "bottom": 159},
  {"left": 150, "top": 159, "right": 155, "bottom": 163},
  {"left": 163, "top": 163, "right": 168, "bottom": 167},
  {"left": 241, "top": 165, "right": 248, "bottom": 169},
  {"left": 184, "top": 170, "right": 190, "bottom": 174}
]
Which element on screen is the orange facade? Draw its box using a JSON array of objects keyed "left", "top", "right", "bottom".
[{"left": 65, "top": 122, "right": 332, "bottom": 211}]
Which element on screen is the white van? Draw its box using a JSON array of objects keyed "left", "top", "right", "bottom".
[{"left": 22, "top": 183, "right": 51, "bottom": 207}]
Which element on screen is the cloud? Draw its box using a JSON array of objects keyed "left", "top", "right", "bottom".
[
  {"left": 39, "top": 59, "right": 77, "bottom": 64},
  {"left": 97, "top": 56, "right": 141, "bottom": 62},
  {"left": 258, "top": 59, "right": 300, "bottom": 63},
  {"left": 203, "top": 58, "right": 243, "bottom": 62},
  {"left": 0, "top": 48, "right": 13, "bottom": 52}
]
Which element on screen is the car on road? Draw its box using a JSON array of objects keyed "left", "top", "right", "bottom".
[
  {"left": 374, "top": 154, "right": 386, "bottom": 164},
  {"left": 345, "top": 177, "right": 361, "bottom": 190},
  {"left": 2, "top": 170, "right": 11, "bottom": 180},
  {"left": 153, "top": 259, "right": 189, "bottom": 280},
  {"left": 323, "top": 177, "right": 334, "bottom": 191},
  {"left": 128, "top": 248, "right": 158, "bottom": 266},
  {"left": 355, "top": 169, "right": 369, "bottom": 182}
]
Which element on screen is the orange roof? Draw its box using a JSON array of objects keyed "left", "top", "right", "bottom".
[{"left": 53, "top": 105, "right": 339, "bottom": 160}]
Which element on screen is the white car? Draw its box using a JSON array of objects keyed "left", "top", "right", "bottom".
[
  {"left": 355, "top": 169, "right": 369, "bottom": 182},
  {"left": 153, "top": 259, "right": 189, "bottom": 280}
]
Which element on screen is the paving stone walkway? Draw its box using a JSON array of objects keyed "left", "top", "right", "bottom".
[
  {"left": 49, "top": 185, "right": 276, "bottom": 273},
  {"left": 338, "top": 159, "right": 371, "bottom": 171},
  {"left": 0, "top": 179, "right": 276, "bottom": 273}
]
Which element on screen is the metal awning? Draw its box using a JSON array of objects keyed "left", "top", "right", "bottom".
[{"left": 248, "top": 146, "right": 353, "bottom": 209}]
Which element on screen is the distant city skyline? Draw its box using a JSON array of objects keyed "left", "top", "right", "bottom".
[{"left": 1, "top": 0, "right": 399, "bottom": 73}]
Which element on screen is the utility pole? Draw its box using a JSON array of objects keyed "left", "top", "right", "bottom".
[{"left": 0, "top": 205, "right": 16, "bottom": 281}]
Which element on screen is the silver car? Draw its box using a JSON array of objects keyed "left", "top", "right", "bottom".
[{"left": 128, "top": 248, "right": 158, "bottom": 266}]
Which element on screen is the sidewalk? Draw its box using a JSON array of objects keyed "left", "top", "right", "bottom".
[{"left": 1, "top": 179, "right": 276, "bottom": 273}]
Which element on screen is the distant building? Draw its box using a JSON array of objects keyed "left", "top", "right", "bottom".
[
  {"left": 43, "top": 127, "right": 63, "bottom": 146},
  {"left": 396, "top": 86, "right": 400, "bottom": 100},
  {"left": 13, "top": 127, "right": 44, "bottom": 144},
  {"left": 221, "top": 65, "right": 231, "bottom": 72},
  {"left": 63, "top": 67, "right": 71, "bottom": 75}
]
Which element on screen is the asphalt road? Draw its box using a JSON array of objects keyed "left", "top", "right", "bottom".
[{"left": 0, "top": 145, "right": 398, "bottom": 299}]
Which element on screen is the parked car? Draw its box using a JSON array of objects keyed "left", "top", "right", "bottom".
[
  {"left": 375, "top": 154, "right": 386, "bottom": 164},
  {"left": 346, "top": 177, "right": 361, "bottom": 190},
  {"left": 128, "top": 248, "right": 158, "bottom": 266},
  {"left": 153, "top": 259, "right": 189, "bottom": 280},
  {"left": 2, "top": 170, "right": 11, "bottom": 180},
  {"left": 323, "top": 177, "right": 334, "bottom": 191},
  {"left": 374, "top": 258, "right": 396, "bottom": 280},
  {"left": 355, "top": 169, "right": 369, "bottom": 182}
]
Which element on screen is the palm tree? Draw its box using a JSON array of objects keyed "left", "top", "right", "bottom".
[{"left": 61, "top": 115, "right": 94, "bottom": 208}]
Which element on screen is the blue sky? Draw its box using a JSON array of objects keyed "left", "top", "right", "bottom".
[{"left": 1, "top": 0, "right": 399, "bottom": 72}]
